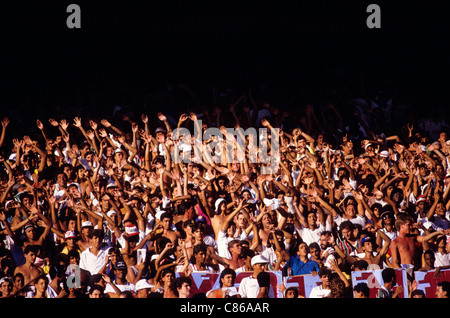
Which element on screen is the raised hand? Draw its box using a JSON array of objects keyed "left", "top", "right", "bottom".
[
  {"left": 89, "top": 120, "right": 98, "bottom": 130},
  {"left": 100, "top": 119, "right": 111, "bottom": 127},
  {"left": 1, "top": 117, "right": 10, "bottom": 128},
  {"left": 157, "top": 112, "right": 167, "bottom": 122},
  {"left": 36, "top": 119, "right": 44, "bottom": 130},
  {"left": 73, "top": 117, "right": 82, "bottom": 128},
  {"left": 49, "top": 118, "right": 59, "bottom": 127}
]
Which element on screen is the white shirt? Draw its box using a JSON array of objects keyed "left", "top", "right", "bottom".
[
  {"left": 238, "top": 275, "right": 274, "bottom": 298},
  {"left": 296, "top": 222, "right": 332, "bottom": 246},
  {"left": 104, "top": 281, "right": 136, "bottom": 294},
  {"left": 434, "top": 251, "right": 450, "bottom": 267},
  {"left": 260, "top": 246, "right": 278, "bottom": 271},
  {"left": 79, "top": 246, "right": 110, "bottom": 275},
  {"left": 334, "top": 214, "right": 367, "bottom": 228},
  {"left": 309, "top": 285, "right": 331, "bottom": 298},
  {"left": 216, "top": 230, "right": 233, "bottom": 259},
  {"left": 380, "top": 228, "right": 398, "bottom": 245},
  {"left": 53, "top": 183, "right": 67, "bottom": 200}
]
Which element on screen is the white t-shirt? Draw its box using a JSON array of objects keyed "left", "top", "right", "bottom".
[
  {"left": 309, "top": 285, "right": 331, "bottom": 298},
  {"left": 104, "top": 281, "right": 136, "bottom": 294},
  {"left": 53, "top": 184, "right": 67, "bottom": 200},
  {"left": 434, "top": 251, "right": 450, "bottom": 267},
  {"left": 260, "top": 246, "right": 278, "bottom": 271},
  {"left": 79, "top": 246, "right": 110, "bottom": 275},
  {"left": 216, "top": 230, "right": 233, "bottom": 259},
  {"left": 334, "top": 214, "right": 367, "bottom": 228},
  {"left": 238, "top": 275, "right": 274, "bottom": 298},
  {"left": 296, "top": 222, "right": 332, "bottom": 246}
]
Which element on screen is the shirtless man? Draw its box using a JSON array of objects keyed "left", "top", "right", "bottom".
[
  {"left": 390, "top": 213, "right": 449, "bottom": 270},
  {"left": 13, "top": 245, "right": 43, "bottom": 286},
  {"left": 210, "top": 240, "right": 247, "bottom": 271},
  {"left": 159, "top": 212, "right": 181, "bottom": 244}
]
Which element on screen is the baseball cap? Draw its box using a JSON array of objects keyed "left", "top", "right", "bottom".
[
  {"left": 251, "top": 255, "right": 269, "bottom": 266},
  {"left": 135, "top": 279, "right": 154, "bottom": 291},
  {"left": 379, "top": 150, "right": 389, "bottom": 158},
  {"left": 114, "top": 261, "right": 127, "bottom": 270},
  {"left": 106, "top": 210, "right": 117, "bottom": 218},
  {"left": 24, "top": 223, "right": 35, "bottom": 232},
  {"left": 183, "top": 219, "right": 195, "bottom": 228},
  {"left": 106, "top": 182, "right": 118, "bottom": 189},
  {"left": 0, "top": 277, "right": 12, "bottom": 286},
  {"left": 195, "top": 215, "right": 207, "bottom": 223},
  {"left": 65, "top": 231, "right": 77, "bottom": 240},
  {"left": 81, "top": 221, "right": 94, "bottom": 228},
  {"left": 215, "top": 198, "right": 227, "bottom": 212},
  {"left": 125, "top": 224, "right": 139, "bottom": 236},
  {"left": 416, "top": 195, "right": 427, "bottom": 204},
  {"left": 360, "top": 236, "right": 373, "bottom": 245},
  {"left": 155, "top": 127, "right": 166, "bottom": 134}
]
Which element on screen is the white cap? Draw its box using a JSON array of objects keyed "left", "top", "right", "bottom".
[
  {"left": 81, "top": 220, "right": 94, "bottom": 228},
  {"left": 64, "top": 231, "right": 77, "bottom": 239},
  {"left": 106, "top": 210, "right": 117, "bottom": 218},
  {"left": 135, "top": 279, "right": 154, "bottom": 291},
  {"left": 251, "top": 255, "right": 269, "bottom": 266},
  {"left": 215, "top": 198, "right": 227, "bottom": 212},
  {"left": 379, "top": 150, "right": 389, "bottom": 157}
]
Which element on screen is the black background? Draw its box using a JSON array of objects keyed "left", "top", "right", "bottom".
[{"left": 2, "top": 0, "right": 450, "bottom": 128}]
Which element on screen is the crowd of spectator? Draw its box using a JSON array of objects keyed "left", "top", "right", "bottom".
[{"left": 0, "top": 82, "right": 449, "bottom": 298}]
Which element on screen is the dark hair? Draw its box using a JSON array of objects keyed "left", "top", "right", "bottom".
[
  {"left": 219, "top": 268, "right": 236, "bottom": 287},
  {"left": 353, "top": 259, "right": 369, "bottom": 271},
  {"left": 119, "top": 290, "right": 134, "bottom": 298},
  {"left": 381, "top": 268, "right": 396, "bottom": 284},
  {"left": 108, "top": 247, "right": 122, "bottom": 256},
  {"left": 89, "top": 284, "right": 104, "bottom": 296},
  {"left": 309, "top": 242, "right": 320, "bottom": 251},
  {"left": 160, "top": 268, "right": 175, "bottom": 282},
  {"left": 410, "top": 289, "right": 425, "bottom": 298},
  {"left": 328, "top": 276, "right": 345, "bottom": 298},
  {"left": 423, "top": 249, "right": 435, "bottom": 260},
  {"left": 160, "top": 212, "right": 173, "bottom": 221},
  {"left": 24, "top": 244, "right": 40, "bottom": 255},
  {"left": 192, "top": 222, "right": 204, "bottom": 233},
  {"left": 155, "top": 236, "right": 172, "bottom": 254},
  {"left": 190, "top": 243, "right": 207, "bottom": 264},
  {"left": 339, "top": 220, "right": 354, "bottom": 232},
  {"left": 354, "top": 282, "right": 370, "bottom": 297},
  {"left": 371, "top": 202, "right": 383, "bottom": 213},
  {"left": 285, "top": 286, "right": 299, "bottom": 298},
  {"left": 437, "top": 281, "right": 450, "bottom": 295},
  {"left": 436, "top": 235, "right": 447, "bottom": 245},
  {"left": 67, "top": 249, "right": 80, "bottom": 261},
  {"left": 90, "top": 229, "right": 104, "bottom": 240},
  {"left": 318, "top": 267, "right": 332, "bottom": 278},
  {"left": 170, "top": 276, "right": 192, "bottom": 297},
  {"left": 177, "top": 202, "right": 192, "bottom": 215}
]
